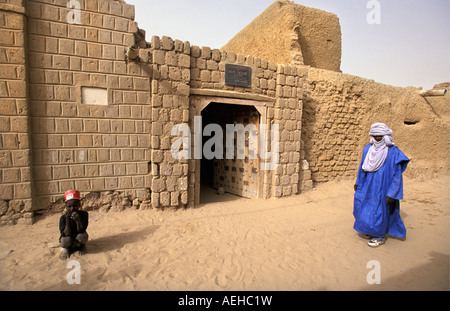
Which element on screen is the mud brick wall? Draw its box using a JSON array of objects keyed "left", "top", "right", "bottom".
[
  {"left": 189, "top": 47, "right": 282, "bottom": 202},
  {"left": 148, "top": 35, "right": 191, "bottom": 209},
  {"left": 0, "top": 0, "right": 315, "bottom": 225},
  {"left": 188, "top": 44, "right": 310, "bottom": 201},
  {"left": 25, "top": 0, "right": 151, "bottom": 216},
  {"left": 190, "top": 47, "right": 278, "bottom": 97},
  {"left": 273, "top": 64, "right": 309, "bottom": 196},
  {"left": 302, "top": 68, "right": 367, "bottom": 183},
  {"left": 0, "top": 0, "right": 33, "bottom": 225},
  {"left": 302, "top": 67, "right": 449, "bottom": 183},
  {"left": 146, "top": 36, "right": 311, "bottom": 206},
  {"left": 194, "top": 46, "right": 309, "bottom": 199}
]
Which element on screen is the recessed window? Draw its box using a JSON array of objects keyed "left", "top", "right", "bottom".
[
  {"left": 404, "top": 120, "right": 419, "bottom": 125},
  {"left": 81, "top": 87, "right": 108, "bottom": 105}
]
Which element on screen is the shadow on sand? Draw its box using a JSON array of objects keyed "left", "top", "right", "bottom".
[
  {"left": 87, "top": 225, "right": 159, "bottom": 254},
  {"left": 362, "top": 251, "right": 449, "bottom": 290}
]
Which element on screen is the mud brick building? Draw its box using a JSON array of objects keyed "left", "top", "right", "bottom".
[{"left": 0, "top": 0, "right": 448, "bottom": 225}]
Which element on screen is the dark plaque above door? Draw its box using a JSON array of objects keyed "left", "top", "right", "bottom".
[{"left": 225, "top": 64, "right": 252, "bottom": 88}]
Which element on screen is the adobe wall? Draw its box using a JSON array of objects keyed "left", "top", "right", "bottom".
[
  {"left": 148, "top": 37, "right": 310, "bottom": 208},
  {"left": 0, "top": 0, "right": 33, "bottom": 224},
  {"left": 0, "top": 0, "right": 153, "bottom": 225},
  {"left": 222, "top": 0, "right": 342, "bottom": 72},
  {"left": 0, "top": 0, "right": 313, "bottom": 225},
  {"left": 27, "top": 0, "right": 152, "bottom": 213},
  {"left": 303, "top": 67, "right": 450, "bottom": 183}
]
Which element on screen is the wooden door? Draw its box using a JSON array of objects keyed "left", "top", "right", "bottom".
[{"left": 213, "top": 108, "right": 260, "bottom": 199}]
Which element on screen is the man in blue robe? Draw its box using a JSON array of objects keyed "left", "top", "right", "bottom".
[{"left": 353, "top": 123, "right": 410, "bottom": 247}]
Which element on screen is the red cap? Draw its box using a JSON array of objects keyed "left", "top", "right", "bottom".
[{"left": 64, "top": 190, "right": 81, "bottom": 202}]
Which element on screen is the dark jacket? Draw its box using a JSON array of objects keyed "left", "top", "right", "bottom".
[{"left": 59, "top": 210, "right": 89, "bottom": 240}]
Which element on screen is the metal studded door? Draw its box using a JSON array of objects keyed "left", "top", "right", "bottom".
[{"left": 213, "top": 107, "right": 260, "bottom": 199}]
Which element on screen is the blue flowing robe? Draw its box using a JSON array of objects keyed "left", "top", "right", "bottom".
[{"left": 353, "top": 144, "right": 410, "bottom": 238}]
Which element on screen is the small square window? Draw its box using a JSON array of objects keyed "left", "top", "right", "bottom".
[{"left": 81, "top": 87, "right": 108, "bottom": 105}]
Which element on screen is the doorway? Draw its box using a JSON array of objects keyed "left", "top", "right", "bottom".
[{"left": 200, "top": 102, "right": 261, "bottom": 201}]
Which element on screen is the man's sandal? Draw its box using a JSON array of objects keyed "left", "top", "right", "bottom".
[{"left": 368, "top": 238, "right": 385, "bottom": 247}]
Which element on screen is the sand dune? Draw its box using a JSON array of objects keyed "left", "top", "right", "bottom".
[{"left": 0, "top": 176, "right": 448, "bottom": 291}]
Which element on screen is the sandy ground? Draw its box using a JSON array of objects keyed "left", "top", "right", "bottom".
[{"left": 0, "top": 175, "right": 448, "bottom": 291}]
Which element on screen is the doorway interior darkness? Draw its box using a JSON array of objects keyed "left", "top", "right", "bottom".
[{"left": 200, "top": 102, "right": 261, "bottom": 202}]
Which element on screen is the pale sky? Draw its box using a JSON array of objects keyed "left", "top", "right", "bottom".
[{"left": 125, "top": 0, "right": 450, "bottom": 90}]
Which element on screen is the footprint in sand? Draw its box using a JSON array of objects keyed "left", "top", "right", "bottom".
[{"left": 215, "top": 273, "right": 229, "bottom": 288}]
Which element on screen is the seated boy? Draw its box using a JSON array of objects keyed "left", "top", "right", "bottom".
[{"left": 59, "top": 190, "right": 89, "bottom": 260}]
